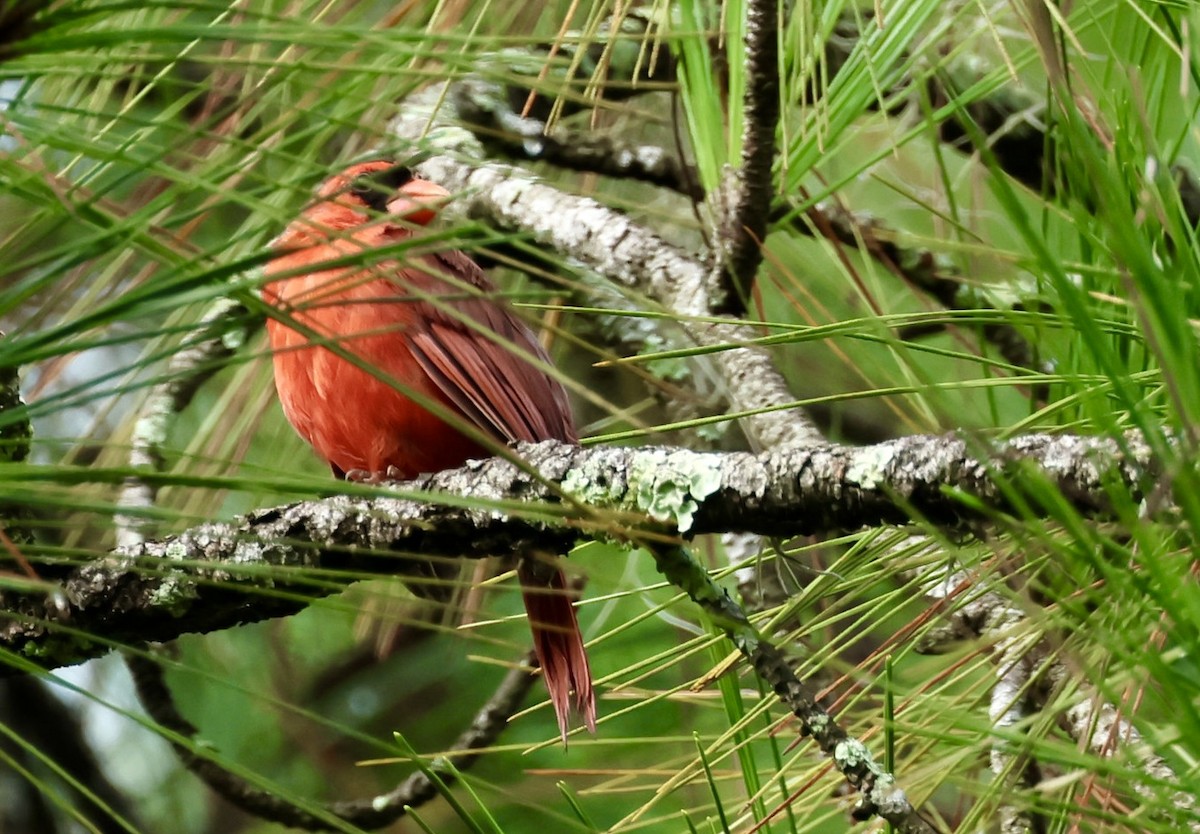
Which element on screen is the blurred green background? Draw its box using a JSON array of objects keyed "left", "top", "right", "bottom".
[{"left": 3, "top": 1, "right": 1200, "bottom": 832}]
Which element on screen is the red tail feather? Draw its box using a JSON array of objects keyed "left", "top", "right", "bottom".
[{"left": 518, "top": 561, "right": 596, "bottom": 742}]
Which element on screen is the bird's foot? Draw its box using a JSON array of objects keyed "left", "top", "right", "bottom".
[{"left": 343, "top": 466, "right": 407, "bottom": 484}]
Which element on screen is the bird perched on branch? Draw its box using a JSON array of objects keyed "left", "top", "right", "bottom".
[{"left": 262, "top": 160, "right": 595, "bottom": 740}]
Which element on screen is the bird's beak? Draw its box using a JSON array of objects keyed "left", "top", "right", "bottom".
[{"left": 385, "top": 179, "right": 451, "bottom": 226}]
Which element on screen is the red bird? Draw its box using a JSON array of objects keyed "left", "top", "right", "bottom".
[{"left": 262, "top": 160, "right": 595, "bottom": 740}]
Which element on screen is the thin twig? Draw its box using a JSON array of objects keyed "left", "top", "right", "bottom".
[{"left": 113, "top": 299, "right": 254, "bottom": 549}]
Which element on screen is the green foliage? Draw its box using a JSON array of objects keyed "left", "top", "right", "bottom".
[{"left": 2, "top": 0, "right": 1200, "bottom": 833}]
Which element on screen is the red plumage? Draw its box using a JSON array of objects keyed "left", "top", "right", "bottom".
[{"left": 263, "top": 161, "right": 595, "bottom": 740}]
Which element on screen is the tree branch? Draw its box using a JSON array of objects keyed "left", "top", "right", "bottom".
[
  {"left": 713, "top": 0, "right": 781, "bottom": 313},
  {"left": 918, "top": 556, "right": 1200, "bottom": 829},
  {"left": 126, "top": 650, "right": 540, "bottom": 831},
  {"left": 394, "top": 114, "right": 823, "bottom": 448},
  {"left": 797, "top": 200, "right": 1053, "bottom": 400},
  {"left": 1, "top": 431, "right": 1158, "bottom": 667},
  {"left": 456, "top": 75, "right": 702, "bottom": 199},
  {"left": 648, "top": 543, "right": 933, "bottom": 832},
  {"left": 114, "top": 299, "right": 253, "bottom": 549}
]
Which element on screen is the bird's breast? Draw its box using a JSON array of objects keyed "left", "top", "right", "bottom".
[{"left": 263, "top": 253, "right": 485, "bottom": 477}]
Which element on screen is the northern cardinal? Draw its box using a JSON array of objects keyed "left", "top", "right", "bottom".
[{"left": 263, "top": 160, "right": 595, "bottom": 739}]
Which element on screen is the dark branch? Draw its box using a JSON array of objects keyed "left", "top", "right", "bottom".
[
  {"left": 714, "top": 0, "right": 781, "bottom": 313},
  {"left": 455, "top": 81, "right": 702, "bottom": 199},
  {"left": 796, "top": 201, "right": 1052, "bottom": 399},
  {"left": 128, "top": 650, "right": 538, "bottom": 831},
  {"left": 2, "top": 331, "right": 36, "bottom": 554},
  {"left": 0, "top": 0, "right": 49, "bottom": 62},
  {"left": 0, "top": 675, "right": 140, "bottom": 833},
  {"left": 0, "top": 333, "right": 31, "bottom": 465}
]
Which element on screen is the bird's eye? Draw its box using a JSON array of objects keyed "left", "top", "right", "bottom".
[
  {"left": 378, "top": 165, "right": 413, "bottom": 189},
  {"left": 348, "top": 165, "right": 414, "bottom": 212},
  {"left": 350, "top": 176, "right": 390, "bottom": 212}
]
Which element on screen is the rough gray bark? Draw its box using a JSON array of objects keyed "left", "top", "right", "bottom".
[
  {"left": 395, "top": 82, "right": 825, "bottom": 451},
  {"left": 711, "top": 0, "right": 781, "bottom": 312},
  {"left": 1, "top": 431, "right": 1158, "bottom": 667}
]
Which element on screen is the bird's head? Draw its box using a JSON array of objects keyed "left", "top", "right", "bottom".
[{"left": 305, "top": 160, "right": 451, "bottom": 230}]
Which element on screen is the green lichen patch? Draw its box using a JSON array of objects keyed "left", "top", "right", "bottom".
[
  {"left": 628, "top": 450, "right": 721, "bottom": 532},
  {"left": 561, "top": 454, "right": 625, "bottom": 506},
  {"left": 163, "top": 540, "right": 190, "bottom": 561},
  {"left": 834, "top": 738, "right": 875, "bottom": 769},
  {"left": 146, "top": 573, "right": 198, "bottom": 617},
  {"left": 845, "top": 446, "right": 896, "bottom": 491}
]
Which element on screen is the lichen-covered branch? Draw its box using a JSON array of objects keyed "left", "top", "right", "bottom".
[
  {"left": 0, "top": 431, "right": 1159, "bottom": 667},
  {"left": 919, "top": 559, "right": 1199, "bottom": 829},
  {"left": 1059, "top": 688, "right": 1200, "bottom": 833},
  {"left": 650, "top": 544, "right": 933, "bottom": 833},
  {"left": 115, "top": 298, "right": 255, "bottom": 549},
  {"left": 989, "top": 635, "right": 1044, "bottom": 834},
  {"left": 393, "top": 96, "right": 823, "bottom": 449}
]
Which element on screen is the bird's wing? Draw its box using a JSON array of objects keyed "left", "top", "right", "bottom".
[{"left": 392, "top": 249, "right": 576, "bottom": 444}]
